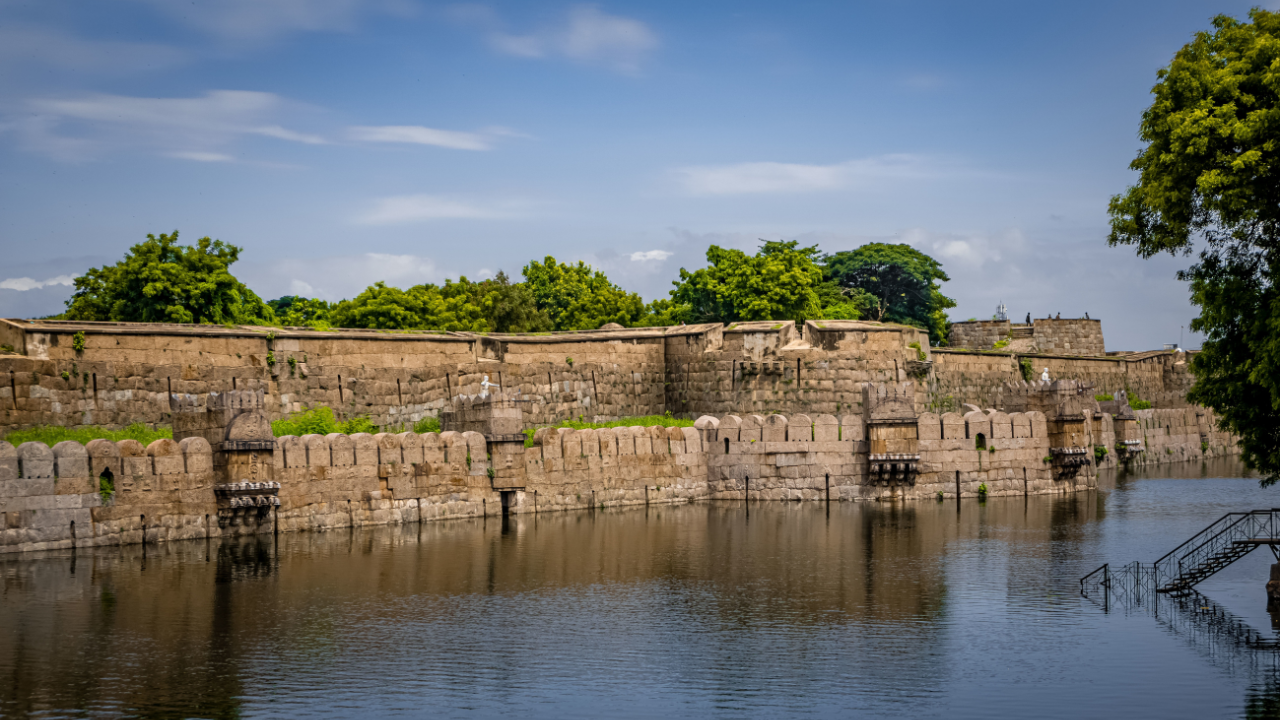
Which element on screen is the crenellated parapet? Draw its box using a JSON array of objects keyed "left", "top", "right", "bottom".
[{"left": 0, "top": 379, "right": 1239, "bottom": 554}]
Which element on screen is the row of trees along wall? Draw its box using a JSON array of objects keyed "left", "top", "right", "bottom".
[{"left": 0, "top": 316, "right": 1199, "bottom": 433}]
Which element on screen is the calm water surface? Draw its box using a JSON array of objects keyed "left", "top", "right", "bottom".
[{"left": 4, "top": 459, "right": 1280, "bottom": 719}]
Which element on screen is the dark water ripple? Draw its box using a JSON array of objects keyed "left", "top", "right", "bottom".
[{"left": 2, "top": 458, "right": 1279, "bottom": 719}]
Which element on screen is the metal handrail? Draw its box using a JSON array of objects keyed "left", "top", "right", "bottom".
[
  {"left": 1152, "top": 512, "right": 1241, "bottom": 567},
  {"left": 1163, "top": 511, "right": 1277, "bottom": 591},
  {"left": 1154, "top": 511, "right": 1264, "bottom": 587},
  {"left": 1177, "top": 511, "right": 1271, "bottom": 569},
  {"left": 1083, "top": 508, "right": 1280, "bottom": 594},
  {"left": 1081, "top": 563, "right": 1108, "bottom": 587}
]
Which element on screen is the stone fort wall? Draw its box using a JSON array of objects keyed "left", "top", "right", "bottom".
[
  {"left": 1, "top": 317, "right": 1197, "bottom": 436},
  {"left": 929, "top": 349, "right": 1194, "bottom": 412},
  {"left": 0, "top": 403, "right": 1235, "bottom": 555},
  {"left": 948, "top": 318, "right": 1105, "bottom": 356}
]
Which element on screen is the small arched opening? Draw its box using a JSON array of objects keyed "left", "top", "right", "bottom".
[{"left": 975, "top": 433, "right": 987, "bottom": 450}]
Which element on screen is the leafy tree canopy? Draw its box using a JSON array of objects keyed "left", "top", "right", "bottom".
[
  {"left": 443, "top": 272, "right": 553, "bottom": 333},
  {"left": 522, "top": 256, "right": 647, "bottom": 330},
  {"left": 64, "top": 231, "right": 274, "bottom": 325},
  {"left": 328, "top": 281, "right": 489, "bottom": 332},
  {"left": 268, "top": 296, "right": 333, "bottom": 328},
  {"left": 324, "top": 272, "right": 553, "bottom": 333},
  {"left": 1108, "top": 9, "right": 1280, "bottom": 485},
  {"left": 670, "top": 241, "right": 826, "bottom": 324},
  {"left": 822, "top": 243, "right": 955, "bottom": 344}
]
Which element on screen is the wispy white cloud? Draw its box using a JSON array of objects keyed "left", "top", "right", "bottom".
[
  {"left": 13, "top": 90, "right": 324, "bottom": 161},
  {"left": 630, "top": 250, "right": 672, "bottom": 262},
  {"left": 900, "top": 227, "right": 1021, "bottom": 269},
  {"left": 481, "top": 5, "right": 658, "bottom": 73},
  {"left": 676, "top": 154, "right": 947, "bottom": 196},
  {"left": 168, "top": 151, "right": 236, "bottom": 162},
  {"left": 131, "top": 0, "right": 415, "bottom": 42},
  {"left": 357, "top": 194, "right": 513, "bottom": 225},
  {"left": 0, "top": 275, "right": 76, "bottom": 292},
  {"left": 348, "top": 125, "right": 493, "bottom": 150},
  {"left": 253, "top": 124, "right": 327, "bottom": 144}
]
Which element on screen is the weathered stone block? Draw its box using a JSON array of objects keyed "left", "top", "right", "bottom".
[
  {"left": 51, "top": 441, "right": 89, "bottom": 478},
  {"left": 0, "top": 442, "right": 18, "bottom": 482},
  {"left": 17, "top": 442, "right": 54, "bottom": 479}
]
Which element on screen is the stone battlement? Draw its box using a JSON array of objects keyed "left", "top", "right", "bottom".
[{"left": 0, "top": 380, "right": 1238, "bottom": 554}]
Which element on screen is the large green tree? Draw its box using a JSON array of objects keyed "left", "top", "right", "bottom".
[
  {"left": 64, "top": 231, "right": 274, "bottom": 324},
  {"left": 328, "top": 281, "right": 489, "bottom": 332},
  {"left": 268, "top": 296, "right": 333, "bottom": 328},
  {"left": 326, "top": 272, "right": 553, "bottom": 333},
  {"left": 822, "top": 243, "right": 955, "bottom": 344},
  {"left": 522, "top": 256, "right": 647, "bottom": 330},
  {"left": 1107, "top": 9, "right": 1280, "bottom": 485},
  {"left": 669, "top": 240, "right": 826, "bottom": 324},
  {"left": 440, "top": 272, "right": 552, "bottom": 333}
]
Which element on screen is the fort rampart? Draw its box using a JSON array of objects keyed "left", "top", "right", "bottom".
[
  {"left": 0, "top": 317, "right": 1198, "bottom": 431},
  {"left": 947, "top": 318, "right": 1106, "bottom": 356},
  {"left": 0, "top": 315, "right": 1237, "bottom": 555},
  {"left": 0, "top": 381, "right": 1237, "bottom": 554}
]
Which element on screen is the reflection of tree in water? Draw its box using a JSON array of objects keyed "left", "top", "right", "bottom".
[{"left": 1243, "top": 675, "right": 1280, "bottom": 719}]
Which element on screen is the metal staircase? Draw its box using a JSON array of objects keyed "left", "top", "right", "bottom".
[{"left": 1082, "top": 509, "right": 1280, "bottom": 597}]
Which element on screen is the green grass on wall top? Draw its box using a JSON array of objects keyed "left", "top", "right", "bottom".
[
  {"left": 521, "top": 414, "right": 695, "bottom": 447},
  {"left": 2, "top": 423, "right": 172, "bottom": 448}
]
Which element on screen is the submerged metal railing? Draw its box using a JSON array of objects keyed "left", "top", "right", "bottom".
[{"left": 1082, "top": 509, "right": 1280, "bottom": 598}]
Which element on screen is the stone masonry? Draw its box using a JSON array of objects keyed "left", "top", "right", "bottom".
[
  {"left": 1, "top": 316, "right": 1201, "bottom": 437},
  {"left": 0, "top": 378, "right": 1237, "bottom": 555}
]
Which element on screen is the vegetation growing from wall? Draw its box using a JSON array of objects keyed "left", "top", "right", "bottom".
[
  {"left": 271, "top": 406, "right": 378, "bottom": 437},
  {"left": 1107, "top": 8, "right": 1280, "bottom": 485},
  {"left": 1019, "top": 357, "right": 1034, "bottom": 382},
  {"left": 2, "top": 423, "right": 172, "bottom": 447},
  {"left": 63, "top": 232, "right": 274, "bottom": 325},
  {"left": 521, "top": 413, "right": 695, "bottom": 446}
]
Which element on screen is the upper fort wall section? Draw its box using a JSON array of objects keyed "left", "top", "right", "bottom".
[
  {"left": 948, "top": 318, "right": 1105, "bottom": 356},
  {"left": 0, "top": 317, "right": 1197, "bottom": 433},
  {"left": 0, "top": 318, "right": 674, "bottom": 431},
  {"left": 930, "top": 348, "right": 1193, "bottom": 411}
]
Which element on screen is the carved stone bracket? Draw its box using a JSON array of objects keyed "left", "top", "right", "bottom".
[
  {"left": 214, "top": 481, "right": 281, "bottom": 511},
  {"left": 868, "top": 453, "right": 920, "bottom": 485},
  {"left": 1050, "top": 446, "right": 1091, "bottom": 479},
  {"left": 1117, "top": 440, "right": 1145, "bottom": 459}
]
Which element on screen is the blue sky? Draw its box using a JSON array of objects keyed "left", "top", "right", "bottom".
[{"left": 0, "top": 0, "right": 1266, "bottom": 350}]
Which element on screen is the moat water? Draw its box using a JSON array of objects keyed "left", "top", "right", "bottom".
[{"left": 3, "top": 459, "right": 1279, "bottom": 719}]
